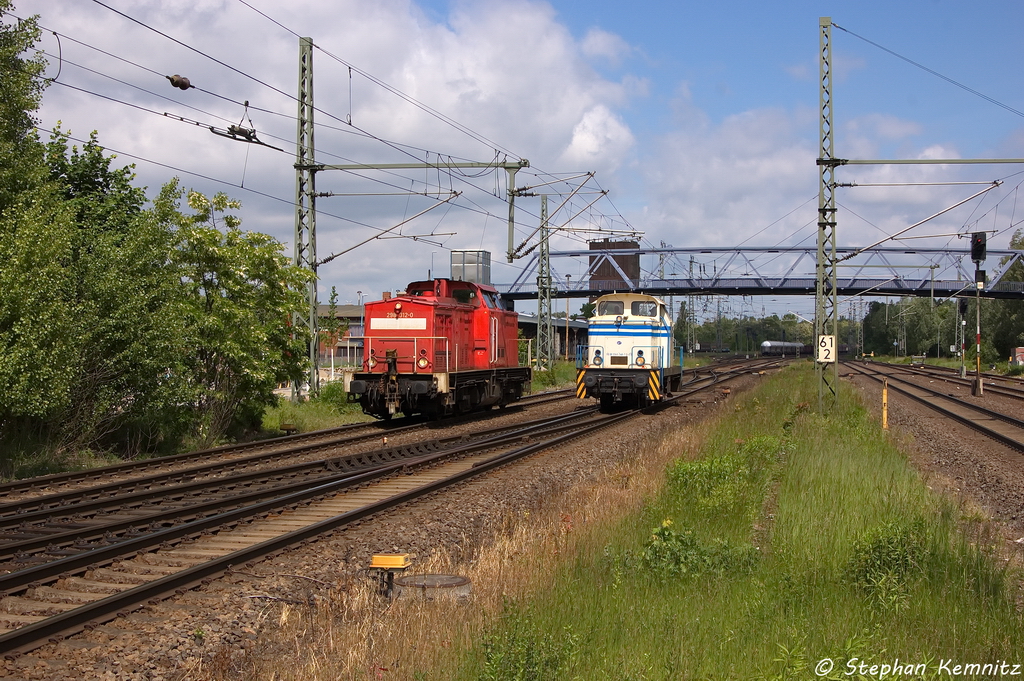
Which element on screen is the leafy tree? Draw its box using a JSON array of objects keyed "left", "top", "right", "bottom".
[
  {"left": 0, "top": 5, "right": 313, "bottom": 467},
  {"left": 0, "top": 2, "right": 46, "bottom": 215},
  {"left": 47, "top": 128, "right": 186, "bottom": 451},
  {"left": 0, "top": 125, "right": 187, "bottom": 456},
  {"left": 320, "top": 285, "right": 349, "bottom": 361},
  {"left": 0, "top": 183, "right": 77, "bottom": 425},
  {"left": 158, "top": 183, "right": 311, "bottom": 446}
]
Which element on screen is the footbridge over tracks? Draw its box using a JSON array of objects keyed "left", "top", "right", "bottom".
[{"left": 497, "top": 246, "right": 1024, "bottom": 302}]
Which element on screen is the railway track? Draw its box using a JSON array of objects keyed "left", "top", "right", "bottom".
[
  {"left": 0, "top": 410, "right": 595, "bottom": 571},
  {"left": 0, "top": 363, "right": 768, "bottom": 657},
  {"left": 0, "top": 388, "right": 577, "bottom": 504},
  {"left": 845, "top": 361, "right": 1024, "bottom": 453},
  {"left": 885, "top": 362, "right": 1024, "bottom": 400}
]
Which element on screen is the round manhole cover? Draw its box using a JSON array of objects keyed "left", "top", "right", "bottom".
[{"left": 394, "top": 574, "right": 471, "bottom": 600}]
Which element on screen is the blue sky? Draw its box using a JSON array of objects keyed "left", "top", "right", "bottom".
[{"left": 10, "top": 0, "right": 1024, "bottom": 321}]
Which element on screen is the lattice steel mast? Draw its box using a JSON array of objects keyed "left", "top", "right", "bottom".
[
  {"left": 536, "top": 195, "right": 554, "bottom": 371},
  {"left": 815, "top": 17, "right": 839, "bottom": 411},
  {"left": 294, "top": 37, "right": 318, "bottom": 399}
]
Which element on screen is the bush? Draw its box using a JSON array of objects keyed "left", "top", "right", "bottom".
[
  {"left": 315, "top": 380, "right": 350, "bottom": 409},
  {"left": 665, "top": 435, "right": 782, "bottom": 519},
  {"left": 640, "top": 519, "right": 759, "bottom": 578},
  {"left": 846, "top": 518, "right": 926, "bottom": 610},
  {"left": 479, "top": 604, "right": 578, "bottom": 681}
]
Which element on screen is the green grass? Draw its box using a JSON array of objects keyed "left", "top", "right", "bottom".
[
  {"left": 531, "top": 360, "right": 579, "bottom": 390},
  {"left": 454, "top": 365, "right": 1023, "bottom": 680},
  {"left": 0, "top": 438, "right": 122, "bottom": 481},
  {"left": 261, "top": 381, "right": 371, "bottom": 434}
]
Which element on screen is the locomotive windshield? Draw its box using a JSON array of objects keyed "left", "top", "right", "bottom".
[
  {"left": 598, "top": 300, "right": 624, "bottom": 315},
  {"left": 482, "top": 291, "right": 503, "bottom": 309},
  {"left": 631, "top": 301, "right": 658, "bottom": 317}
]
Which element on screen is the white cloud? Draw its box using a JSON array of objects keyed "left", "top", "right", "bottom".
[
  {"left": 642, "top": 106, "right": 818, "bottom": 251},
  {"left": 19, "top": 0, "right": 1013, "bottom": 302},
  {"left": 580, "top": 27, "right": 631, "bottom": 65},
  {"left": 558, "top": 105, "right": 634, "bottom": 170}
]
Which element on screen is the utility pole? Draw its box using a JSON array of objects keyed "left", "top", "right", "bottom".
[
  {"left": 536, "top": 195, "right": 553, "bottom": 372},
  {"left": 565, "top": 274, "right": 571, "bottom": 361},
  {"left": 972, "top": 232, "right": 987, "bottom": 395},
  {"left": 959, "top": 299, "right": 967, "bottom": 378},
  {"left": 291, "top": 40, "right": 528, "bottom": 398},
  {"left": 293, "top": 36, "right": 318, "bottom": 400},
  {"left": 815, "top": 16, "right": 839, "bottom": 411}
]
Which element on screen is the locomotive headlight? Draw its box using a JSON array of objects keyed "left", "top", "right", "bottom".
[
  {"left": 593, "top": 349, "right": 603, "bottom": 366},
  {"left": 395, "top": 303, "right": 403, "bottom": 312},
  {"left": 635, "top": 350, "right": 645, "bottom": 367},
  {"left": 417, "top": 357, "right": 429, "bottom": 369},
  {"left": 367, "top": 357, "right": 377, "bottom": 368}
]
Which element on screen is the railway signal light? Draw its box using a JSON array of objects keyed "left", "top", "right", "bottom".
[{"left": 971, "top": 232, "right": 987, "bottom": 263}]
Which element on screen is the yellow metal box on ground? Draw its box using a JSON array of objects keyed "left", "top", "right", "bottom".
[{"left": 370, "top": 553, "right": 411, "bottom": 569}]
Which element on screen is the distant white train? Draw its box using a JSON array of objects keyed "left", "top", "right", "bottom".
[
  {"left": 760, "top": 340, "right": 807, "bottom": 356},
  {"left": 576, "top": 293, "right": 683, "bottom": 410}
]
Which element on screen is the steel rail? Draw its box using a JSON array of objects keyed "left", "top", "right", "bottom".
[
  {"left": 0, "top": 421, "right": 389, "bottom": 497},
  {"left": 0, "top": 422, "right": 424, "bottom": 519},
  {"left": 0, "top": 410, "right": 597, "bottom": 562},
  {"left": 846, "top": 362, "right": 1024, "bottom": 452},
  {"left": 0, "top": 397, "right": 578, "bottom": 519},
  {"left": 0, "top": 389, "right": 571, "bottom": 497},
  {"left": 0, "top": 409, "right": 599, "bottom": 594},
  {"left": 0, "top": 364, "right": 762, "bottom": 656},
  {"left": 0, "top": 409, "right": 627, "bottom": 657}
]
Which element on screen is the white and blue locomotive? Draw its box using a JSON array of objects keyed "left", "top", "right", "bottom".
[{"left": 576, "top": 293, "right": 683, "bottom": 410}]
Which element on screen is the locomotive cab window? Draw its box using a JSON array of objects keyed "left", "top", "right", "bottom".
[
  {"left": 598, "top": 300, "right": 624, "bottom": 316},
  {"left": 631, "top": 301, "right": 658, "bottom": 317},
  {"left": 482, "top": 291, "right": 503, "bottom": 309},
  {"left": 452, "top": 288, "right": 477, "bottom": 305}
]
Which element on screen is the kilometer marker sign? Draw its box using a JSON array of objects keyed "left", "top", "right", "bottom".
[{"left": 817, "top": 335, "right": 836, "bottom": 363}]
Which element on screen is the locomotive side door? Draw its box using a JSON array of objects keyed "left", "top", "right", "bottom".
[{"left": 490, "top": 314, "right": 498, "bottom": 364}]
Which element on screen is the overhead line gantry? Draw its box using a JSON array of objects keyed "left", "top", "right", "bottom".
[{"left": 292, "top": 37, "right": 529, "bottom": 397}]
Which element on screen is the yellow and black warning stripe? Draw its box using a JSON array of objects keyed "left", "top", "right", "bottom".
[
  {"left": 576, "top": 369, "right": 587, "bottom": 398},
  {"left": 648, "top": 369, "right": 661, "bottom": 402}
]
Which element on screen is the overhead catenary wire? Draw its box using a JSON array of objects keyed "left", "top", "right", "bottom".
[
  {"left": 31, "top": 125, "right": 464, "bottom": 247},
  {"left": 29, "top": 48, "right": 536, "bottom": 225},
  {"left": 832, "top": 22, "right": 1024, "bottom": 120},
  {"left": 18, "top": 3, "right": 630, "bottom": 258},
  {"left": 231, "top": 0, "right": 634, "bottom": 236},
  {"left": 233, "top": 0, "right": 518, "bottom": 159}
]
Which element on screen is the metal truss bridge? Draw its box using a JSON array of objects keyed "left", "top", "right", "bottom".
[{"left": 497, "top": 246, "right": 1024, "bottom": 302}]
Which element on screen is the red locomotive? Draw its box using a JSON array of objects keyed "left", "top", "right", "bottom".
[{"left": 346, "top": 279, "right": 531, "bottom": 419}]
